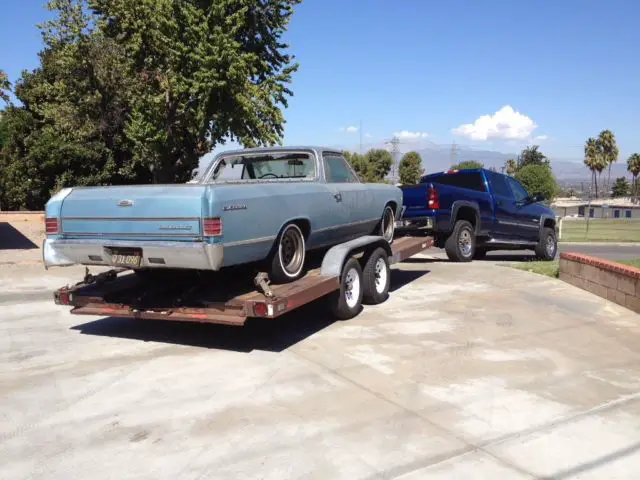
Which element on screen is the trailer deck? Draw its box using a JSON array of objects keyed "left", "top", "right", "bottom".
[{"left": 54, "top": 235, "right": 433, "bottom": 325}]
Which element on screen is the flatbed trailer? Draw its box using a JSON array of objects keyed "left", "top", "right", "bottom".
[{"left": 54, "top": 235, "right": 433, "bottom": 326}]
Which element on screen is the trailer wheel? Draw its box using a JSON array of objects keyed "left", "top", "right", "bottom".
[
  {"left": 362, "top": 247, "right": 390, "bottom": 304},
  {"left": 328, "top": 257, "right": 363, "bottom": 320}
]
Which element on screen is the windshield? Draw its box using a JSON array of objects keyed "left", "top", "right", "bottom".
[{"left": 206, "top": 152, "right": 316, "bottom": 182}]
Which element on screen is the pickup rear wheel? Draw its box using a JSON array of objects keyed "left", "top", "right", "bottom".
[
  {"left": 270, "top": 223, "right": 306, "bottom": 283},
  {"left": 534, "top": 227, "right": 557, "bottom": 261},
  {"left": 445, "top": 220, "right": 475, "bottom": 262}
]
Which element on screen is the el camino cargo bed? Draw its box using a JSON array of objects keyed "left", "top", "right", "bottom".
[{"left": 54, "top": 235, "right": 433, "bottom": 326}]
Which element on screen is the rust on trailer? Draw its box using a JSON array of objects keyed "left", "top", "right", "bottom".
[{"left": 57, "top": 235, "right": 433, "bottom": 325}]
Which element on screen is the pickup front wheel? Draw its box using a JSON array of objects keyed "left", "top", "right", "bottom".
[
  {"left": 445, "top": 220, "right": 475, "bottom": 262},
  {"left": 534, "top": 227, "right": 557, "bottom": 261}
]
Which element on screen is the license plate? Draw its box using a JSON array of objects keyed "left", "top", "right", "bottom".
[
  {"left": 105, "top": 247, "right": 143, "bottom": 267},
  {"left": 111, "top": 254, "right": 142, "bottom": 267}
]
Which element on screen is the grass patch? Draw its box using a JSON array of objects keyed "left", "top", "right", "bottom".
[
  {"left": 510, "top": 260, "right": 560, "bottom": 278},
  {"left": 616, "top": 258, "right": 640, "bottom": 269},
  {"left": 560, "top": 219, "right": 640, "bottom": 243}
]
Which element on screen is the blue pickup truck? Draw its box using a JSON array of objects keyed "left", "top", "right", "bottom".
[{"left": 396, "top": 168, "right": 558, "bottom": 262}]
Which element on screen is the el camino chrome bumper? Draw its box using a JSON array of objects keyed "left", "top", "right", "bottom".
[{"left": 42, "top": 238, "right": 223, "bottom": 270}]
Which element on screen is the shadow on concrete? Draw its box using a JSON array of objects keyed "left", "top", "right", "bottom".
[
  {"left": 70, "top": 267, "right": 431, "bottom": 352},
  {"left": 0, "top": 223, "right": 38, "bottom": 250}
]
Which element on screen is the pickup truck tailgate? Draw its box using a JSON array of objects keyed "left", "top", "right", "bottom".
[{"left": 59, "top": 185, "right": 207, "bottom": 240}]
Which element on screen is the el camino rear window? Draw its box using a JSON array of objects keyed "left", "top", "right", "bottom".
[{"left": 209, "top": 153, "right": 315, "bottom": 181}]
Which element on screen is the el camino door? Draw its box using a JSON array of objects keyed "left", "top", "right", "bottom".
[{"left": 322, "top": 153, "right": 373, "bottom": 239}]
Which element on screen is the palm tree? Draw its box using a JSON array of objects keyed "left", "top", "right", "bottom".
[
  {"left": 627, "top": 153, "right": 640, "bottom": 199},
  {"left": 504, "top": 159, "right": 517, "bottom": 176},
  {"left": 597, "top": 130, "right": 619, "bottom": 197},
  {"left": 584, "top": 137, "right": 600, "bottom": 198}
]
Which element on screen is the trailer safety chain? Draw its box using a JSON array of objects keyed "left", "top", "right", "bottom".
[{"left": 254, "top": 272, "right": 274, "bottom": 298}]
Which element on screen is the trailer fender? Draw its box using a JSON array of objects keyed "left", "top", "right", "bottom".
[{"left": 320, "top": 235, "right": 391, "bottom": 278}]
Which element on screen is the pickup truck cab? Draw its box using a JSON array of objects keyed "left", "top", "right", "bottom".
[{"left": 397, "top": 168, "right": 558, "bottom": 262}]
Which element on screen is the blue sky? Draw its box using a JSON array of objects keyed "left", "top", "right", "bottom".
[{"left": 2, "top": 0, "right": 639, "bottom": 162}]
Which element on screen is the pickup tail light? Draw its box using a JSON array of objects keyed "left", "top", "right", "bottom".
[
  {"left": 427, "top": 186, "right": 440, "bottom": 210},
  {"left": 45, "top": 217, "right": 60, "bottom": 235},
  {"left": 203, "top": 217, "right": 223, "bottom": 236}
]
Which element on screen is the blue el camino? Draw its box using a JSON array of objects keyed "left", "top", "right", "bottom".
[{"left": 43, "top": 146, "right": 403, "bottom": 282}]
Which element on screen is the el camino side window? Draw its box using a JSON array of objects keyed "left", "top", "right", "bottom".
[{"left": 323, "top": 154, "right": 357, "bottom": 183}]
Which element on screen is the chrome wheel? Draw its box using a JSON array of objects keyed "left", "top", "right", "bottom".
[
  {"left": 545, "top": 234, "right": 556, "bottom": 257},
  {"left": 374, "top": 257, "right": 388, "bottom": 294},
  {"left": 458, "top": 228, "right": 473, "bottom": 257},
  {"left": 381, "top": 206, "right": 395, "bottom": 243},
  {"left": 344, "top": 267, "right": 361, "bottom": 309},
  {"left": 278, "top": 224, "right": 305, "bottom": 277}
]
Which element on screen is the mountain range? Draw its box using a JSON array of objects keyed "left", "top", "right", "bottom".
[{"left": 339, "top": 140, "right": 631, "bottom": 185}]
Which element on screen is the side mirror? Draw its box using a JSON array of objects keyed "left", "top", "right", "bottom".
[{"left": 532, "top": 194, "right": 545, "bottom": 203}]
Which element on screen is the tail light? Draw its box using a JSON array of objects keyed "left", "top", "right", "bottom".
[
  {"left": 427, "top": 186, "right": 440, "bottom": 209},
  {"left": 45, "top": 217, "right": 60, "bottom": 234},
  {"left": 203, "top": 217, "right": 222, "bottom": 236}
]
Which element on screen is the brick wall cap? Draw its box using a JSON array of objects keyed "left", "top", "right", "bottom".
[{"left": 560, "top": 252, "right": 640, "bottom": 279}]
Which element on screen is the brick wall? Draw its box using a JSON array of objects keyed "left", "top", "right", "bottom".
[{"left": 559, "top": 252, "right": 640, "bottom": 313}]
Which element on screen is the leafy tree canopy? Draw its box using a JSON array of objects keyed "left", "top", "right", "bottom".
[
  {"left": 0, "top": 0, "right": 301, "bottom": 209},
  {"left": 514, "top": 164, "right": 559, "bottom": 201},
  {"left": 611, "top": 177, "right": 630, "bottom": 198},
  {"left": 451, "top": 160, "right": 483, "bottom": 170},
  {"left": 517, "top": 145, "right": 549, "bottom": 169},
  {"left": 344, "top": 149, "right": 393, "bottom": 183},
  {"left": 398, "top": 151, "right": 424, "bottom": 185}
]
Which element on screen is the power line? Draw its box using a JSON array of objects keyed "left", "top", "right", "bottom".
[
  {"left": 385, "top": 136, "right": 404, "bottom": 183},
  {"left": 450, "top": 141, "right": 458, "bottom": 167}
]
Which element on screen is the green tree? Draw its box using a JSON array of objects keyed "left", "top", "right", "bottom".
[
  {"left": 398, "top": 151, "right": 424, "bottom": 184},
  {"left": 627, "top": 153, "right": 640, "bottom": 198},
  {"left": 611, "top": 177, "right": 630, "bottom": 197},
  {"left": 517, "top": 145, "right": 548, "bottom": 169},
  {"left": 91, "top": 0, "right": 301, "bottom": 183},
  {"left": 0, "top": 69, "right": 10, "bottom": 105},
  {"left": 364, "top": 149, "right": 393, "bottom": 182},
  {"left": 597, "top": 129, "right": 619, "bottom": 195},
  {"left": 504, "top": 158, "right": 517, "bottom": 176},
  {"left": 451, "top": 160, "right": 484, "bottom": 170},
  {"left": 584, "top": 137, "right": 606, "bottom": 198},
  {"left": 514, "top": 164, "right": 559, "bottom": 201}
]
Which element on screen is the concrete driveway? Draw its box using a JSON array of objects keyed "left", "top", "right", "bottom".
[{"left": 2, "top": 258, "right": 640, "bottom": 479}]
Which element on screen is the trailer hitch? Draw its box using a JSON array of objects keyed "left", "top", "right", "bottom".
[{"left": 254, "top": 272, "right": 274, "bottom": 298}]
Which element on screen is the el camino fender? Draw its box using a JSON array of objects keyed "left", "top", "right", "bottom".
[
  {"left": 451, "top": 200, "right": 481, "bottom": 235},
  {"left": 274, "top": 215, "right": 313, "bottom": 242},
  {"left": 320, "top": 236, "right": 392, "bottom": 278},
  {"left": 538, "top": 214, "right": 557, "bottom": 239}
]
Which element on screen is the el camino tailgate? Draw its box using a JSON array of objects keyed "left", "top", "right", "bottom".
[{"left": 59, "top": 185, "right": 207, "bottom": 240}]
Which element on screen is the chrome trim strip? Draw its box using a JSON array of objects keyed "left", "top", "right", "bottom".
[
  {"left": 314, "top": 217, "right": 379, "bottom": 233},
  {"left": 222, "top": 236, "right": 276, "bottom": 247},
  {"left": 61, "top": 217, "right": 201, "bottom": 221},
  {"left": 61, "top": 232, "right": 200, "bottom": 238},
  {"left": 498, "top": 220, "right": 539, "bottom": 229}
]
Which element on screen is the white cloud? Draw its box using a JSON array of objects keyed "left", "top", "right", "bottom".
[
  {"left": 393, "top": 130, "right": 429, "bottom": 140},
  {"left": 364, "top": 132, "right": 372, "bottom": 138},
  {"left": 340, "top": 126, "right": 359, "bottom": 133},
  {"left": 452, "top": 105, "right": 538, "bottom": 141},
  {"left": 534, "top": 134, "right": 548, "bottom": 141}
]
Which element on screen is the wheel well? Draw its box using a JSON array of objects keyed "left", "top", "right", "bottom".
[
  {"left": 543, "top": 218, "right": 556, "bottom": 229},
  {"left": 385, "top": 201, "right": 398, "bottom": 216},
  {"left": 289, "top": 218, "right": 311, "bottom": 240},
  {"left": 456, "top": 206, "right": 477, "bottom": 229}
]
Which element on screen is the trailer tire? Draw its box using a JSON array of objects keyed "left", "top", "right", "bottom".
[
  {"left": 328, "top": 257, "right": 363, "bottom": 320},
  {"left": 362, "top": 247, "right": 390, "bottom": 305}
]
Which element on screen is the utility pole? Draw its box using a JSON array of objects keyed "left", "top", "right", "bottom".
[
  {"left": 386, "top": 136, "right": 401, "bottom": 183},
  {"left": 450, "top": 141, "right": 458, "bottom": 167},
  {"left": 359, "top": 119, "right": 362, "bottom": 155}
]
